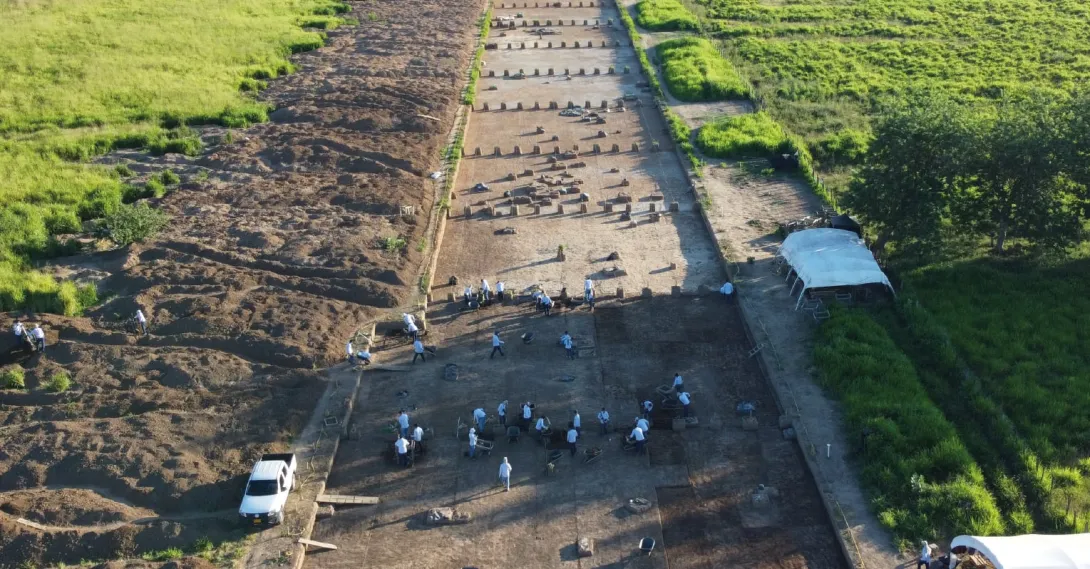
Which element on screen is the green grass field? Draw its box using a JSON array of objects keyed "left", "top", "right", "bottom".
[
  {"left": 657, "top": 37, "right": 748, "bottom": 102},
  {"left": 0, "top": 0, "right": 350, "bottom": 314},
  {"left": 636, "top": 0, "right": 699, "bottom": 31},
  {"left": 694, "top": 0, "right": 1090, "bottom": 184}
]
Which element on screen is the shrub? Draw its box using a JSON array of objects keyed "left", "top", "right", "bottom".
[
  {"left": 77, "top": 185, "right": 123, "bottom": 220},
  {"left": 142, "top": 548, "right": 184, "bottom": 562},
  {"left": 636, "top": 0, "right": 698, "bottom": 31},
  {"left": 145, "top": 179, "right": 167, "bottom": 199},
  {"left": 380, "top": 236, "right": 406, "bottom": 253},
  {"left": 192, "top": 537, "right": 214, "bottom": 554},
  {"left": 114, "top": 164, "right": 134, "bottom": 177},
  {"left": 2, "top": 366, "right": 26, "bottom": 389},
  {"left": 47, "top": 371, "right": 71, "bottom": 392},
  {"left": 814, "top": 129, "right": 871, "bottom": 165},
  {"left": 696, "top": 112, "right": 787, "bottom": 158},
  {"left": 44, "top": 208, "right": 82, "bottom": 235},
  {"left": 159, "top": 169, "right": 180, "bottom": 186},
  {"left": 104, "top": 203, "right": 171, "bottom": 246},
  {"left": 814, "top": 308, "right": 1002, "bottom": 545},
  {"left": 659, "top": 38, "right": 747, "bottom": 101}
]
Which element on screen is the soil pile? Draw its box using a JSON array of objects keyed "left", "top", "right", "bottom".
[{"left": 0, "top": 0, "right": 481, "bottom": 566}]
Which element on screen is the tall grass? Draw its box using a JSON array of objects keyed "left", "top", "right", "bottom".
[
  {"left": 658, "top": 38, "right": 748, "bottom": 102},
  {"left": 0, "top": 0, "right": 350, "bottom": 314},
  {"left": 815, "top": 308, "right": 1003, "bottom": 547},
  {"left": 695, "top": 112, "right": 786, "bottom": 158},
  {"left": 463, "top": 4, "right": 494, "bottom": 105},
  {"left": 635, "top": 0, "right": 699, "bottom": 31}
]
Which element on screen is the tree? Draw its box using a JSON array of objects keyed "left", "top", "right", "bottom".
[
  {"left": 104, "top": 203, "right": 170, "bottom": 246},
  {"left": 954, "top": 95, "right": 1084, "bottom": 253},
  {"left": 844, "top": 92, "right": 975, "bottom": 257}
]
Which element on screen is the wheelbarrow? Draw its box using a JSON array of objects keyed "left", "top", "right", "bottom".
[{"left": 639, "top": 537, "right": 655, "bottom": 555}]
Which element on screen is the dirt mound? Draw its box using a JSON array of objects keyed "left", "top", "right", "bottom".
[{"left": 1, "top": 0, "right": 481, "bottom": 566}]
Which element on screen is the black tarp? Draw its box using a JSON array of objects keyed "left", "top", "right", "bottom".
[{"left": 830, "top": 214, "right": 862, "bottom": 237}]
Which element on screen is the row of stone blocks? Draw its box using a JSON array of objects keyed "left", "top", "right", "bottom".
[
  {"left": 488, "top": 66, "right": 627, "bottom": 77},
  {"left": 499, "top": 19, "right": 612, "bottom": 28},
  {"left": 498, "top": 1, "right": 596, "bottom": 6},
  {"left": 442, "top": 284, "right": 709, "bottom": 304},
  {"left": 503, "top": 40, "right": 625, "bottom": 48},
  {"left": 463, "top": 142, "right": 645, "bottom": 156},
  {"left": 459, "top": 201, "right": 681, "bottom": 217},
  {"left": 477, "top": 99, "right": 625, "bottom": 111}
]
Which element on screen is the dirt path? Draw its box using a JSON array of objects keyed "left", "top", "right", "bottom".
[{"left": 621, "top": 2, "right": 905, "bottom": 568}]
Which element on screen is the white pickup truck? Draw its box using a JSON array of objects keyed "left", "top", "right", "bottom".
[{"left": 238, "top": 453, "right": 296, "bottom": 526}]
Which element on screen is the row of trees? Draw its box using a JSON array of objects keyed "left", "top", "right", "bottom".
[{"left": 845, "top": 91, "right": 1090, "bottom": 257}]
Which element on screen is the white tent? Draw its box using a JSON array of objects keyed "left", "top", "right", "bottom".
[
  {"left": 950, "top": 534, "right": 1090, "bottom": 569},
  {"left": 775, "top": 228, "right": 893, "bottom": 309}
]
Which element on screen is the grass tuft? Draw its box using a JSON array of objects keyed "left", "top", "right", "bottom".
[{"left": 659, "top": 37, "right": 747, "bottom": 102}]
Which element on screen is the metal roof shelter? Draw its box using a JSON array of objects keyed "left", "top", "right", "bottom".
[
  {"left": 775, "top": 228, "right": 893, "bottom": 309},
  {"left": 949, "top": 534, "right": 1090, "bottom": 569}
]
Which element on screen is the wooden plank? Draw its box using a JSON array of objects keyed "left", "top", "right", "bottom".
[
  {"left": 297, "top": 538, "right": 338, "bottom": 551},
  {"left": 315, "top": 494, "right": 380, "bottom": 505},
  {"left": 16, "top": 518, "right": 47, "bottom": 531}
]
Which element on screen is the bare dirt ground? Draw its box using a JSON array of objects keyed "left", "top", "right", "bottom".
[
  {"left": 303, "top": 3, "right": 844, "bottom": 568},
  {"left": 306, "top": 298, "right": 842, "bottom": 569},
  {"left": 0, "top": 0, "right": 481, "bottom": 566}
]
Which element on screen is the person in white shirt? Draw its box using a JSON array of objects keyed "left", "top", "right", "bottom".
[
  {"left": 584, "top": 278, "right": 594, "bottom": 308},
  {"left": 464, "top": 284, "right": 474, "bottom": 307},
  {"left": 394, "top": 436, "right": 410, "bottom": 466},
  {"left": 412, "top": 339, "right": 427, "bottom": 363},
  {"left": 719, "top": 281, "right": 734, "bottom": 302},
  {"left": 534, "top": 417, "right": 550, "bottom": 441},
  {"left": 473, "top": 407, "right": 487, "bottom": 433},
  {"left": 412, "top": 424, "right": 425, "bottom": 454},
  {"left": 356, "top": 348, "right": 372, "bottom": 365},
  {"left": 490, "top": 330, "right": 505, "bottom": 359},
  {"left": 468, "top": 428, "right": 478, "bottom": 458},
  {"left": 497, "top": 400, "right": 508, "bottom": 427},
  {"left": 642, "top": 400, "right": 653, "bottom": 419},
  {"left": 31, "top": 325, "right": 45, "bottom": 352},
  {"left": 481, "top": 279, "right": 492, "bottom": 301},
  {"left": 571, "top": 410, "right": 581, "bottom": 433},
  {"left": 521, "top": 401, "right": 533, "bottom": 428},
  {"left": 398, "top": 410, "right": 410, "bottom": 438},
  {"left": 636, "top": 417, "right": 650, "bottom": 432},
  {"left": 402, "top": 312, "right": 416, "bottom": 328},
  {"left": 917, "top": 541, "right": 931, "bottom": 569},
  {"left": 566, "top": 427, "right": 578, "bottom": 456},
  {"left": 629, "top": 426, "right": 646, "bottom": 453},
  {"left": 541, "top": 294, "right": 553, "bottom": 316},
  {"left": 560, "top": 331, "right": 574, "bottom": 359},
  {"left": 597, "top": 408, "right": 610, "bottom": 435},
  {"left": 12, "top": 320, "right": 24, "bottom": 338},
  {"left": 678, "top": 392, "right": 692, "bottom": 417},
  {"left": 406, "top": 320, "right": 419, "bottom": 341},
  {"left": 498, "top": 457, "right": 512, "bottom": 491},
  {"left": 672, "top": 373, "right": 683, "bottom": 393},
  {"left": 496, "top": 281, "right": 506, "bottom": 301},
  {"left": 346, "top": 340, "right": 355, "bottom": 364},
  {"left": 135, "top": 309, "right": 148, "bottom": 336}
]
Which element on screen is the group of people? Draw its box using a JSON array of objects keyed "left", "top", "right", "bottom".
[
  {"left": 11, "top": 320, "right": 46, "bottom": 353},
  {"left": 464, "top": 279, "right": 506, "bottom": 309},
  {"left": 392, "top": 408, "right": 427, "bottom": 467}
]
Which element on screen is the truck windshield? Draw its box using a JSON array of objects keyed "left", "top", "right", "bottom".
[{"left": 246, "top": 480, "right": 279, "bottom": 496}]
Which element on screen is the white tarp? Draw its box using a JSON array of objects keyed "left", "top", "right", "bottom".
[
  {"left": 775, "top": 228, "right": 893, "bottom": 308},
  {"left": 950, "top": 534, "right": 1090, "bottom": 569}
]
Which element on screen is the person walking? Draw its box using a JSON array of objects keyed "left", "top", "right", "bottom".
[
  {"left": 394, "top": 435, "right": 410, "bottom": 467},
  {"left": 917, "top": 541, "right": 932, "bottom": 569},
  {"left": 497, "top": 400, "right": 508, "bottom": 427},
  {"left": 407, "top": 319, "right": 419, "bottom": 341},
  {"left": 468, "top": 428, "right": 478, "bottom": 459},
  {"left": 412, "top": 423, "right": 425, "bottom": 454},
  {"left": 398, "top": 409, "right": 410, "bottom": 438},
  {"left": 403, "top": 312, "right": 416, "bottom": 328},
  {"left": 481, "top": 279, "right": 492, "bottom": 302},
  {"left": 560, "top": 331, "right": 575, "bottom": 360},
  {"left": 630, "top": 425, "right": 646, "bottom": 454},
  {"left": 412, "top": 339, "right": 427, "bottom": 363},
  {"left": 584, "top": 278, "right": 594, "bottom": 309},
  {"left": 473, "top": 407, "right": 487, "bottom": 434},
  {"left": 31, "top": 325, "right": 45, "bottom": 352},
  {"left": 597, "top": 408, "right": 610, "bottom": 435},
  {"left": 490, "top": 330, "right": 505, "bottom": 359},
  {"left": 566, "top": 426, "right": 578, "bottom": 456},
  {"left": 135, "top": 309, "right": 149, "bottom": 336},
  {"left": 642, "top": 399, "right": 653, "bottom": 420},
  {"left": 678, "top": 391, "right": 692, "bottom": 417},
  {"left": 571, "top": 410, "right": 581, "bottom": 435},
  {"left": 498, "top": 457, "right": 512, "bottom": 491},
  {"left": 346, "top": 339, "right": 356, "bottom": 365},
  {"left": 672, "top": 373, "right": 683, "bottom": 393},
  {"left": 521, "top": 401, "right": 533, "bottom": 428},
  {"left": 496, "top": 281, "right": 506, "bottom": 302}
]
